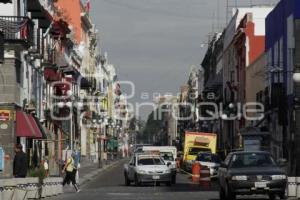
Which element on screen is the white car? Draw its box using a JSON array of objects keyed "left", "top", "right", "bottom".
[
  {"left": 194, "top": 152, "right": 222, "bottom": 178},
  {"left": 124, "top": 153, "right": 172, "bottom": 186},
  {"left": 142, "top": 146, "right": 177, "bottom": 183}
]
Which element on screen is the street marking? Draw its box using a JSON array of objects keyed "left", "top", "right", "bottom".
[{"left": 107, "top": 193, "right": 132, "bottom": 196}]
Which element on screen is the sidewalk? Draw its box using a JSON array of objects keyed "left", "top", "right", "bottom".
[{"left": 77, "top": 159, "right": 124, "bottom": 186}]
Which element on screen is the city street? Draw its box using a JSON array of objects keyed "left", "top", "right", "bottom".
[
  {"left": 1, "top": 0, "right": 300, "bottom": 199},
  {"left": 48, "top": 160, "right": 271, "bottom": 200}
]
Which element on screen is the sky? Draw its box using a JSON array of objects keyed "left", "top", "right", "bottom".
[{"left": 89, "top": 0, "right": 279, "bottom": 120}]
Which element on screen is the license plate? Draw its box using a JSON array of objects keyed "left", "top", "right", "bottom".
[
  {"left": 152, "top": 176, "right": 160, "bottom": 180},
  {"left": 255, "top": 182, "right": 267, "bottom": 188}
]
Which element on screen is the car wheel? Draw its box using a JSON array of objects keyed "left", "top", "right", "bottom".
[
  {"left": 124, "top": 174, "right": 130, "bottom": 186},
  {"left": 225, "top": 184, "right": 235, "bottom": 200},
  {"left": 269, "top": 194, "right": 276, "bottom": 200},
  {"left": 172, "top": 175, "right": 176, "bottom": 184},
  {"left": 134, "top": 174, "right": 140, "bottom": 186},
  {"left": 279, "top": 192, "right": 286, "bottom": 199},
  {"left": 219, "top": 186, "right": 225, "bottom": 200}
]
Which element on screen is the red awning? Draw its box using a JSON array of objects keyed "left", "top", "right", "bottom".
[
  {"left": 44, "top": 67, "right": 62, "bottom": 82},
  {"left": 16, "top": 111, "right": 43, "bottom": 138}
]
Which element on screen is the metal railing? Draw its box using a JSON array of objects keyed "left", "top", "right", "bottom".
[{"left": 0, "top": 16, "right": 34, "bottom": 46}]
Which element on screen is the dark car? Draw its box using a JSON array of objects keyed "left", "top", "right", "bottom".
[{"left": 218, "top": 151, "right": 287, "bottom": 200}]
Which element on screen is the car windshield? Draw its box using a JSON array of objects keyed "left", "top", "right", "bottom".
[
  {"left": 138, "top": 157, "right": 165, "bottom": 165},
  {"left": 230, "top": 153, "right": 276, "bottom": 168},
  {"left": 160, "top": 152, "right": 174, "bottom": 161},
  {"left": 188, "top": 147, "right": 211, "bottom": 155},
  {"left": 197, "top": 154, "right": 221, "bottom": 163}
]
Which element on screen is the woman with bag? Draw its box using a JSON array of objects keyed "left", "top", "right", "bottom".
[{"left": 62, "top": 154, "right": 80, "bottom": 193}]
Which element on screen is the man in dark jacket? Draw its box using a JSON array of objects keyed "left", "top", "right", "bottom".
[{"left": 13, "top": 144, "right": 28, "bottom": 178}]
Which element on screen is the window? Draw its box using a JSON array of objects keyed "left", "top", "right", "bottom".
[
  {"left": 196, "top": 153, "right": 221, "bottom": 163},
  {"left": 15, "top": 60, "right": 21, "bottom": 84},
  {"left": 188, "top": 147, "right": 211, "bottom": 156},
  {"left": 160, "top": 152, "right": 174, "bottom": 161},
  {"left": 137, "top": 157, "right": 165, "bottom": 165},
  {"left": 230, "top": 153, "right": 276, "bottom": 168},
  {"left": 224, "top": 154, "right": 232, "bottom": 166}
]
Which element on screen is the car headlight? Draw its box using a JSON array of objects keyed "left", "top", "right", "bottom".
[
  {"left": 164, "top": 169, "right": 171, "bottom": 173},
  {"left": 271, "top": 175, "right": 286, "bottom": 180},
  {"left": 232, "top": 175, "right": 248, "bottom": 181},
  {"left": 170, "top": 164, "right": 176, "bottom": 169},
  {"left": 137, "top": 169, "right": 147, "bottom": 174}
]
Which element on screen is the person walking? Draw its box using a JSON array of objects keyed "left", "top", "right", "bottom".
[
  {"left": 62, "top": 153, "right": 80, "bottom": 192},
  {"left": 72, "top": 150, "right": 80, "bottom": 183},
  {"left": 13, "top": 144, "right": 28, "bottom": 178},
  {"left": 43, "top": 158, "right": 49, "bottom": 177}
]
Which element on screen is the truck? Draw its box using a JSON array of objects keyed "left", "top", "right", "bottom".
[
  {"left": 183, "top": 131, "right": 217, "bottom": 171},
  {"left": 142, "top": 146, "right": 177, "bottom": 184}
]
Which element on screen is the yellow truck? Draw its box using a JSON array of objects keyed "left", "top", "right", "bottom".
[{"left": 183, "top": 131, "right": 217, "bottom": 171}]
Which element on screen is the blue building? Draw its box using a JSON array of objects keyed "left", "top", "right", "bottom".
[{"left": 265, "top": 0, "right": 300, "bottom": 175}]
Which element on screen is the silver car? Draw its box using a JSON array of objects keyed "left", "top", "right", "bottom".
[{"left": 124, "top": 153, "right": 172, "bottom": 186}]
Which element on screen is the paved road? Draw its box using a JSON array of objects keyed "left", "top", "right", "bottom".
[{"left": 48, "top": 160, "right": 271, "bottom": 200}]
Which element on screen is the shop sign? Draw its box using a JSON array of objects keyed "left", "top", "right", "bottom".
[
  {"left": 0, "top": 123, "right": 8, "bottom": 129},
  {"left": 0, "top": 110, "right": 10, "bottom": 121}
]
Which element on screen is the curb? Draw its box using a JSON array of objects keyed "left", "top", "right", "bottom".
[{"left": 79, "top": 159, "right": 124, "bottom": 186}]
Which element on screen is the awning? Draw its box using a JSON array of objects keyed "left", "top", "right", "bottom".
[
  {"left": 44, "top": 67, "right": 62, "bottom": 82},
  {"left": 16, "top": 111, "right": 43, "bottom": 138},
  {"left": 32, "top": 117, "right": 48, "bottom": 139}
]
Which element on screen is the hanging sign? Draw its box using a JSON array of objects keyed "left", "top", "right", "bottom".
[{"left": 0, "top": 110, "right": 10, "bottom": 121}]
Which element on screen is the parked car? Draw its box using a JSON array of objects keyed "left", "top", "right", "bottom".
[
  {"left": 218, "top": 151, "right": 287, "bottom": 200},
  {"left": 124, "top": 153, "right": 172, "bottom": 186},
  {"left": 194, "top": 152, "right": 221, "bottom": 178}
]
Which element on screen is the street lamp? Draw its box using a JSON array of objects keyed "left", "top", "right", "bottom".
[
  {"left": 66, "top": 98, "right": 83, "bottom": 151},
  {"left": 293, "top": 72, "right": 300, "bottom": 83},
  {"left": 293, "top": 70, "right": 300, "bottom": 177}
]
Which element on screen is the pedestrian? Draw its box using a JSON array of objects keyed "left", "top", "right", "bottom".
[
  {"left": 13, "top": 144, "right": 28, "bottom": 178},
  {"left": 62, "top": 154, "right": 80, "bottom": 192},
  {"left": 43, "top": 158, "right": 49, "bottom": 177},
  {"left": 72, "top": 151, "right": 80, "bottom": 183}
]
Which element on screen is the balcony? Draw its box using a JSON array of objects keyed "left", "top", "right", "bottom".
[
  {"left": 0, "top": 0, "right": 12, "bottom": 3},
  {"left": 0, "top": 16, "right": 34, "bottom": 47}
]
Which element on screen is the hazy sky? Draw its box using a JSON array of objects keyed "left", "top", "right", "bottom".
[{"left": 89, "top": 0, "right": 279, "bottom": 119}]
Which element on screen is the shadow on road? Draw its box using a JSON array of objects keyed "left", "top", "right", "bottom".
[{"left": 119, "top": 182, "right": 219, "bottom": 192}]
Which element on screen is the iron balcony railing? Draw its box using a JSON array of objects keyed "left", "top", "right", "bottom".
[{"left": 0, "top": 16, "right": 34, "bottom": 46}]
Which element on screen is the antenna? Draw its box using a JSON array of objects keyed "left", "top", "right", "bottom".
[
  {"left": 217, "top": 0, "right": 220, "bottom": 32},
  {"left": 226, "top": 0, "right": 229, "bottom": 25},
  {"left": 212, "top": 11, "right": 215, "bottom": 34}
]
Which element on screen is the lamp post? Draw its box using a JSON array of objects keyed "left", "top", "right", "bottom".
[
  {"left": 57, "top": 95, "right": 83, "bottom": 151},
  {"left": 293, "top": 70, "right": 300, "bottom": 177},
  {"left": 97, "top": 115, "right": 104, "bottom": 168}
]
